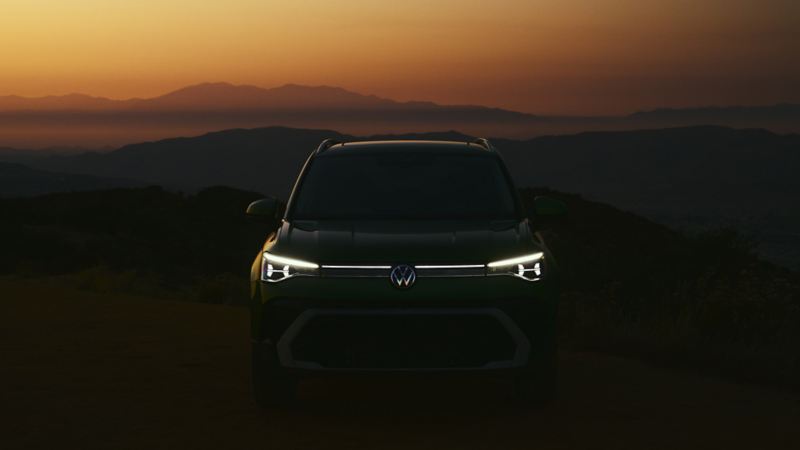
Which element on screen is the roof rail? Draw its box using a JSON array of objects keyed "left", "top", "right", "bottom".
[
  {"left": 315, "top": 138, "right": 342, "bottom": 155},
  {"left": 471, "top": 138, "right": 496, "bottom": 152}
]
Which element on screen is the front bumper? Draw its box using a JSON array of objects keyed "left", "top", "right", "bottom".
[
  {"left": 251, "top": 276, "right": 558, "bottom": 372},
  {"left": 277, "top": 307, "right": 529, "bottom": 371}
]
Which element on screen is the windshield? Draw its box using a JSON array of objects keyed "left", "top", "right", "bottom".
[{"left": 290, "top": 152, "right": 519, "bottom": 220}]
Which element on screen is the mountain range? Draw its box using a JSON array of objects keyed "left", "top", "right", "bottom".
[
  {"left": 0, "top": 83, "right": 526, "bottom": 113},
  {"left": 1, "top": 83, "right": 798, "bottom": 148},
  {"left": 2, "top": 124, "right": 798, "bottom": 268}
]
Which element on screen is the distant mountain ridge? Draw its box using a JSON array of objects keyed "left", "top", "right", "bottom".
[
  {"left": 0, "top": 83, "right": 539, "bottom": 147},
  {"left": 5, "top": 82, "right": 797, "bottom": 118},
  {"left": 0, "top": 93, "right": 138, "bottom": 111},
  {"left": 1, "top": 82, "right": 798, "bottom": 147},
  {"left": 629, "top": 103, "right": 800, "bottom": 121},
  {"left": 14, "top": 124, "right": 796, "bottom": 200},
  {"left": 0, "top": 82, "right": 532, "bottom": 115},
  {"left": 6, "top": 124, "right": 796, "bottom": 267}
]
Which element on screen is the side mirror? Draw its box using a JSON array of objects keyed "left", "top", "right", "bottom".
[
  {"left": 246, "top": 197, "right": 280, "bottom": 221},
  {"left": 532, "top": 195, "right": 567, "bottom": 217}
]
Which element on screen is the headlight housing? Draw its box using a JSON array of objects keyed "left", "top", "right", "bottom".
[
  {"left": 486, "top": 252, "right": 544, "bottom": 281},
  {"left": 261, "top": 252, "right": 319, "bottom": 282}
]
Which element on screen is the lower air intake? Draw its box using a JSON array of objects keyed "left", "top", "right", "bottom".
[{"left": 278, "top": 308, "right": 528, "bottom": 370}]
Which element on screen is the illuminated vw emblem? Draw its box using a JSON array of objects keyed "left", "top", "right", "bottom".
[{"left": 389, "top": 265, "right": 416, "bottom": 289}]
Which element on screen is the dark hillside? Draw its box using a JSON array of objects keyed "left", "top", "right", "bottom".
[
  {"left": 0, "top": 186, "right": 271, "bottom": 303},
  {"left": 34, "top": 127, "right": 350, "bottom": 198},
  {"left": 1, "top": 186, "right": 797, "bottom": 386},
  {"left": 500, "top": 126, "right": 800, "bottom": 218},
  {"left": 0, "top": 162, "right": 144, "bottom": 197},
  {"left": 499, "top": 127, "right": 800, "bottom": 268},
  {"left": 19, "top": 125, "right": 800, "bottom": 268},
  {"left": 521, "top": 187, "right": 800, "bottom": 386}
]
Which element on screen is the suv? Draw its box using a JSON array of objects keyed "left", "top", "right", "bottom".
[{"left": 246, "top": 139, "right": 565, "bottom": 407}]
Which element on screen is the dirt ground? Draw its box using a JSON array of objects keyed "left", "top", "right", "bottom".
[{"left": 2, "top": 279, "right": 799, "bottom": 450}]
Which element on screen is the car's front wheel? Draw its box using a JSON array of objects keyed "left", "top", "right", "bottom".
[{"left": 252, "top": 342, "right": 297, "bottom": 408}]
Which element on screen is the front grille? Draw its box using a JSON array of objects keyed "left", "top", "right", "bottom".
[
  {"left": 415, "top": 266, "right": 485, "bottom": 277},
  {"left": 319, "top": 265, "right": 485, "bottom": 278},
  {"left": 278, "top": 308, "right": 526, "bottom": 370},
  {"left": 320, "top": 267, "right": 391, "bottom": 278}
]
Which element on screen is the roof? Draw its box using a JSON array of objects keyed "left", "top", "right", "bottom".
[{"left": 318, "top": 139, "right": 494, "bottom": 156}]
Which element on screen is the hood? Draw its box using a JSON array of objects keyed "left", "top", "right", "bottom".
[{"left": 268, "top": 219, "right": 538, "bottom": 265}]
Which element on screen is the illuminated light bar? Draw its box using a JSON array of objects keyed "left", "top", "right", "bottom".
[
  {"left": 264, "top": 252, "right": 319, "bottom": 269},
  {"left": 415, "top": 264, "right": 485, "bottom": 269},
  {"left": 487, "top": 252, "right": 544, "bottom": 268},
  {"left": 321, "top": 265, "right": 392, "bottom": 269}
]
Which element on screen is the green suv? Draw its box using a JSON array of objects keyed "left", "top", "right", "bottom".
[{"left": 247, "top": 138, "right": 565, "bottom": 407}]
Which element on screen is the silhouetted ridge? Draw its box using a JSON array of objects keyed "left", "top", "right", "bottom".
[{"left": 3, "top": 124, "right": 799, "bottom": 267}]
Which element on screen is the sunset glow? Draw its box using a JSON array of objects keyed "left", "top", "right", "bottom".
[{"left": 1, "top": 0, "right": 798, "bottom": 114}]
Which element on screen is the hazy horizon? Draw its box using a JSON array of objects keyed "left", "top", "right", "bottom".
[{"left": 2, "top": 81, "right": 799, "bottom": 117}]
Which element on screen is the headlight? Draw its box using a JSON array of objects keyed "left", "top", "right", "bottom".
[
  {"left": 487, "top": 252, "right": 544, "bottom": 281},
  {"left": 261, "top": 252, "right": 319, "bottom": 282}
]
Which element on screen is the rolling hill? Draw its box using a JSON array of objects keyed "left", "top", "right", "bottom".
[
  {"left": 7, "top": 125, "right": 796, "bottom": 267},
  {"left": 23, "top": 125, "right": 799, "bottom": 213}
]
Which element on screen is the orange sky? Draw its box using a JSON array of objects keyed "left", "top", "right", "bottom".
[{"left": 1, "top": 0, "right": 798, "bottom": 115}]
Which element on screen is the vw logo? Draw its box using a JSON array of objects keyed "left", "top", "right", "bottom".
[{"left": 389, "top": 265, "right": 416, "bottom": 289}]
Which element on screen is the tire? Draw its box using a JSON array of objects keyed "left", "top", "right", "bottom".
[
  {"left": 252, "top": 342, "right": 297, "bottom": 409},
  {"left": 513, "top": 349, "right": 558, "bottom": 405}
]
